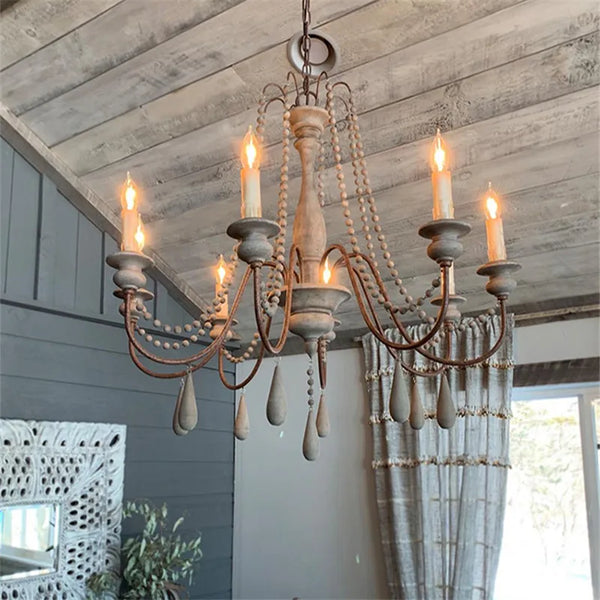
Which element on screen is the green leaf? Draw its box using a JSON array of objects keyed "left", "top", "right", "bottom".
[
  {"left": 119, "top": 499, "right": 204, "bottom": 598},
  {"left": 172, "top": 516, "right": 184, "bottom": 533}
]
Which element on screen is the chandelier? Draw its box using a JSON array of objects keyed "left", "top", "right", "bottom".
[{"left": 107, "top": 0, "right": 520, "bottom": 459}]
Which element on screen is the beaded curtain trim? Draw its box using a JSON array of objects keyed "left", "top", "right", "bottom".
[
  {"left": 372, "top": 456, "right": 511, "bottom": 470},
  {"left": 369, "top": 406, "right": 512, "bottom": 424},
  {"left": 364, "top": 361, "right": 514, "bottom": 382}
]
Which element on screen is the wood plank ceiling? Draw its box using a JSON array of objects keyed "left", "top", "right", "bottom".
[{"left": 1, "top": 0, "right": 598, "bottom": 345}]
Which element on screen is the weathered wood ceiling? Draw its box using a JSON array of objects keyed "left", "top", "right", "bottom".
[{"left": 1, "top": 0, "right": 598, "bottom": 344}]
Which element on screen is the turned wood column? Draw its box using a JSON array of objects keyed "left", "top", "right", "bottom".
[{"left": 289, "top": 105, "right": 329, "bottom": 284}]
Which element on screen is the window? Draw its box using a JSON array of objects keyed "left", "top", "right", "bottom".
[
  {"left": 594, "top": 397, "right": 600, "bottom": 466},
  {"left": 495, "top": 385, "right": 600, "bottom": 600}
]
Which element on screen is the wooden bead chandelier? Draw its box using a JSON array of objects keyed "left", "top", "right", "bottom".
[{"left": 107, "top": 0, "right": 521, "bottom": 459}]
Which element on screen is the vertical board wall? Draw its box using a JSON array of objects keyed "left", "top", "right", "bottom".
[{"left": 0, "top": 138, "right": 234, "bottom": 599}]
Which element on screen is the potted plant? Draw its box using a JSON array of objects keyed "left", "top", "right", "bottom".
[{"left": 87, "top": 500, "right": 202, "bottom": 599}]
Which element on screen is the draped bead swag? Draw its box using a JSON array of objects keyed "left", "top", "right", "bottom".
[{"left": 361, "top": 316, "right": 514, "bottom": 600}]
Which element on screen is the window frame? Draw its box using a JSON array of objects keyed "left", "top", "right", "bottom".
[{"left": 512, "top": 382, "right": 600, "bottom": 599}]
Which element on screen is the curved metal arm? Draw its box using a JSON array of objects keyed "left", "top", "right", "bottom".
[
  {"left": 262, "top": 95, "right": 289, "bottom": 112},
  {"left": 350, "top": 264, "right": 388, "bottom": 338},
  {"left": 330, "top": 243, "right": 506, "bottom": 368},
  {"left": 126, "top": 267, "right": 254, "bottom": 379},
  {"left": 357, "top": 249, "right": 450, "bottom": 349},
  {"left": 349, "top": 260, "right": 449, "bottom": 378},
  {"left": 323, "top": 244, "right": 450, "bottom": 351},
  {"left": 218, "top": 309, "right": 275, "bottom": 391},
  {"left": 123, "top": 265, "right": 252, "bottom": 367},
  {"left": 127, "top": 340, "right": 215, "bottom": 379},
  {"left": 352, "top": 249, "right": 508, "bottom": 369},
  {"left": 411, "top": 300, "right": 509, "bottom": 367},
  {"left": 388, "top": 331, "right": 450, "bottom": 378},
  {"left": 252, "top": 244, "right": 299, "bottom": 355},
  {"left": 218, "top": 343, "right": 266, "bottom": 391},
  {"left": 286, "top": 70, "right": 328, "bottom": 107},
  {"left": 329, "top": 80, "right": 352, "bottom": 96},
  {"left": 261, "top": 82, "right": 288, "bottom": 103}
]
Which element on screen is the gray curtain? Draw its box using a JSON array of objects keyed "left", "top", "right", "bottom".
[{"left": 361, "top": 316, "right": 514, "bottom": 600}]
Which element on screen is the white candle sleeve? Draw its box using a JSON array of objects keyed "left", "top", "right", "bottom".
[
  {"left": 241, "top": 168, "right": 262, "bottom": 218},
  {"left": 431, "top": 170, "right": 454, "bottom": 220},
  {"left": 122, "top": 209, "right": 138, "bottom": 251},
  {"left": 485, "top": 218, "right": 507, "bottom": 262}
]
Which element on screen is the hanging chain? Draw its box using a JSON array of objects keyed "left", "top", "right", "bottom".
[{"left": 301, "top": 0, "right": 312, "bottom": 104}]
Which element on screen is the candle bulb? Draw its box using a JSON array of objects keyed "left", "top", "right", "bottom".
[
  {"left": 322, "top": 257, "right": 332, "bottom": 284},
  {"left": 430, "top": 129, "right": 454, "bottom": 220},
  {"left": 484, "top": 183, "right": 507, "bottom": 262},
  {"left": 240, "top": 126, "right": 262, "bottom": 218},
  {"left": 215, "top": 254, "right": 229, "bottom": 317},
  {"left": 134, "top": 214, "right": 145, "bottom": 252},
  {"left": 121, "top": 172, "right": 139, "bottom": 252}
]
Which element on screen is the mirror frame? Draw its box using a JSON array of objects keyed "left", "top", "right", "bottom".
[{"left": 0, "top": 420, "right": 126, "bottom": 599}]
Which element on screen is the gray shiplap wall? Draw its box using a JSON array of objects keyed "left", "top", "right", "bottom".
[{"left": 0, "top": 138, "right": 234, "bottom": 599}]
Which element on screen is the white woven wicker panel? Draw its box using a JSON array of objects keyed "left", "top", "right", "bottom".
[{"left": 0, "top": 420, "right": 126, "bottom": 600}]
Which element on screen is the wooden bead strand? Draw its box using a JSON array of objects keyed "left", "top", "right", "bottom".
[
  {"left": 325, "top": 81, "right": 363, "bottom": 264},
  {"left": 223, "top": 332, "right": 261, "bottom": 364},
  {"left": 347, "top": 91, "right": 437, "bottom": 324},
  {"left": 134, "top": 312, "right": 210, "bottom": 351},
  {"left": 302, "top": 355, "right": 319, "bottom": 460},
  {"left": 307, "top": 356, "right": 315, "bottom": 409},
  {"left": 265, "top": 93, "right": 291, "bottom": 316}
]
